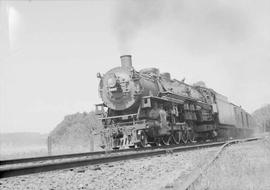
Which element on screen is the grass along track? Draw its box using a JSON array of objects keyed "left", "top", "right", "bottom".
[{"left": 165, "top": 137, "right": 261, "bottom": 190}]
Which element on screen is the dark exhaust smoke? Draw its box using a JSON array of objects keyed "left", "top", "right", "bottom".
[{"left": 113, "top": 0, "right": 164, "bottom": 54}]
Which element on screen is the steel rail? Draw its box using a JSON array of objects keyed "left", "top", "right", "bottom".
[
  {"left": 0, "top": 149, "right": 129, "bottom": 165},
  {"left": 0, "top": 140, "right": 220, "bottom": 165},
  {"left": 0, "top": 141, "right": 226, "bottom": 178}
]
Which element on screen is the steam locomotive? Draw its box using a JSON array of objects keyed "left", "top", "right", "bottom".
[{"left": 95, "top": 55, "right": 257, "bottom": 149}]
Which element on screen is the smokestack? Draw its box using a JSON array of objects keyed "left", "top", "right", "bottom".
[{"left": 120, "top": 55, "right": 132, "bottom": 68}]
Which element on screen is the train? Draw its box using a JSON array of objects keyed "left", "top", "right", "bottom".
[{"left": 95, "top": 55, "right": 257, "bottom": 149}]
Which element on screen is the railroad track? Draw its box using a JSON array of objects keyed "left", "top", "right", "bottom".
[
  {"left": 0, "top": 140, "right": 222, "bottom": 166},
  {"left": 0, "top": 138, "right": 258, "bottom": 179}
]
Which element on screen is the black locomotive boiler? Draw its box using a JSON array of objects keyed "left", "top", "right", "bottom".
[{"left": 95, "top": 55, "right": 257, "bottom": 149}]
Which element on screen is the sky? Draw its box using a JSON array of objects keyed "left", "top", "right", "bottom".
[{"left": 0, "top": 0, "right": 269, "bottom": 133}]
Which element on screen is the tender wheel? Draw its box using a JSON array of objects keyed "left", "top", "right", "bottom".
[{"left": 173, "top": 131, "right": 182, "bottom": 144}]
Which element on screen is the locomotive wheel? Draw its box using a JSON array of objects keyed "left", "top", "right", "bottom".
[
  {"left": 138, "top": 131, "right": 148, "bottom": 148},
  {"left": 161, "top": 135, "right": 173, "bottom": 146},
  {"left": 185, "top": 121, "right": 195, "bottom": 143},
  {"left": 149, "top": 142, "right": 159, "bottom": 147},
  {"left": 147, "top": 137, "right": 159, "bottom": 147},
  {"left": 187, "top": 130, "right": 195, "bottom": 143},
  {"left": 181, "top": 130, "right": 188, "bottom": 144},
  {"left": 173, "top": 131, "right": 183, "bottom": 144}
]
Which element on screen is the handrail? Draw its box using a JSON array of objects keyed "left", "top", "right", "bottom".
[
  {"left": 98, "top": 113, "right": 138, "bottom": 120},
  {"left": 102, "top": 120, "right": 147, "bottom": 128}
]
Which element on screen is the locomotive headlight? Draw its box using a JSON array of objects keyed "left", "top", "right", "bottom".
[{"left": 108, "top": 77, "right": 116, "bottom": 88}]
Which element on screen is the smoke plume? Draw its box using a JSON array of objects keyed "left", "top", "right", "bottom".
[
  {"left": 113, "top": 0, "right": 164, "bottom": 54},
  {"left": 112, "top": 0, "right": 270, "bottom": 56}
]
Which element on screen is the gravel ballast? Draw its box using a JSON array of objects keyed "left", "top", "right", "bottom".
[{"left": 0, "top": 147, "right": 218, "bottom": 190}]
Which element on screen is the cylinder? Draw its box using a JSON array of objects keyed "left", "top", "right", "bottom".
[{"left": 120, "top": 55, "right": 132, "bottom": 68}]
